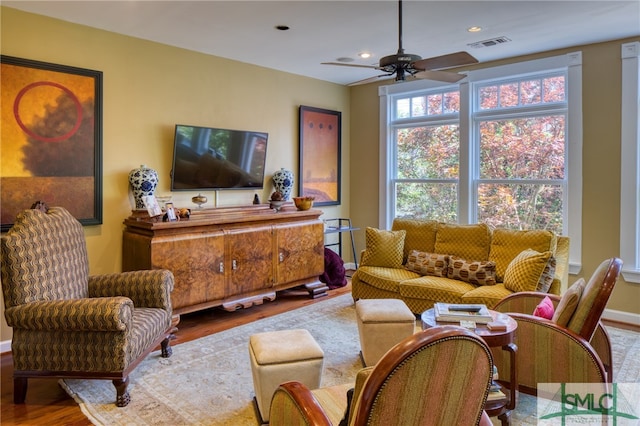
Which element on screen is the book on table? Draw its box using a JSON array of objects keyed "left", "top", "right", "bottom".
[{"left": 434, "top": 303, "right": 493, "bottom": 324}]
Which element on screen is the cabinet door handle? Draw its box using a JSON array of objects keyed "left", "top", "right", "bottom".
[
  {"left": 219, "top": 262, "right": 224, "bottom": 273},
  {"left": 232, "top": 259, "right": 238, "bottom": 270},
  {"left": 279, "top": 252, "right": 284, "bottom": 262}
]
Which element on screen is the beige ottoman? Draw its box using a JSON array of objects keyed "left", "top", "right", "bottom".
[
  {"left": 249, "top": 329, "right": 324, "bottom": 423},
  {"left": 356, "top": 299, "right": 416, "bottom": 366}
]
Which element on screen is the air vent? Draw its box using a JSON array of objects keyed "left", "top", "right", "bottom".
[{"left": 468, "top": 36, "right": 511, "bottom": 49}]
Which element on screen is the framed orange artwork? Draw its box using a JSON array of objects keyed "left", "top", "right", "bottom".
[
  {"left": 1, "top": 56, "right": 103, "bottom": 231},
  {"left": 298, "top": 105, "right": 341, "bottom": 206}
]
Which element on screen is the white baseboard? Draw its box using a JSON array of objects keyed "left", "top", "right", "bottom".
[
  {"left": 1, "top": 339, "right": 11, "bottom": 354},
  {"left": 602, "top": 308, "right": 640, "bottom": 326}
]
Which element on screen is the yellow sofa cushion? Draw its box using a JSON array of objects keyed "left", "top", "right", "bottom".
[
  {"left": 460, "top": 283, "right": 513, "bottom": 308},
  {"left": 488, "top": 228, "right": 557, "bottom": 282},
  {"left": 361, "top": 227, "right": 406, "bottom": 268},
  {"left": 503, "top": 249, "right": 554, "bottom": 293},
  {"left": 392, "top": 219, "right": 439, "bottom": 263},
  {"left": 355, "top": 266, "right": 420, "bottom": 293},
  {"left": 399, "top": 276, "right": 476, "bottom": 304},
  {"left": 434, "top": 223, "right": 491, "bottom": 262}
]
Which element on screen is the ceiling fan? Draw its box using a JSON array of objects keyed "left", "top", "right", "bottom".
[{"left": 322, "top": 0, "right": 479, "bottom": 86}]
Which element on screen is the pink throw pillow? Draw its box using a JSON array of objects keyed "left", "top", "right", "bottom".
[{"left": 533, "top": 296, "right": 555, "bottom": 320}]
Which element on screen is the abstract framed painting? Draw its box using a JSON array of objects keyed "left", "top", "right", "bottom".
[
  {"left": 298, "top": 105, "right": 341, "bottom": 206},
  {"left": 1, "top": 56, "right": 103, "bottom": 231}
]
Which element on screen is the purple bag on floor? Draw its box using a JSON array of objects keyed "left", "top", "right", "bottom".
[{"left": 320, "top": 247, "right": 347, "bottom": 289}]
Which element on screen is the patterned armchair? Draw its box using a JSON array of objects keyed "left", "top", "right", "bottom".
[
  {"left": 1, "top": 206, "right": 175, "bottom": 407},
  {"left": 492, "top": 257, "right": 622, "bottom": 394},
  {"left": 269, "top": 326, "right": 494, "bottom": 426}
]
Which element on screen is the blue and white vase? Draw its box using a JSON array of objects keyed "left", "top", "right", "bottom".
[
  {"left": 129, "top": 164, "right": 159, "bottom": 209},
  {"left": 272, "top": 168, "right": 294, "bottom": 201}
]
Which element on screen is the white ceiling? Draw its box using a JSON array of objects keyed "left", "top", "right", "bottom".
[{"left": 5, "top": 1, "right": 640, "bottom": 85}]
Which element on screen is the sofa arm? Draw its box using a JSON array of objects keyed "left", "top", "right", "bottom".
[
  {"left": 269, "top": 381, "right": 332, "bottom": 426},
  {"left": 492, "top": 313, "right": 607, "bottom": 393},
  {"left": 4, "top": 297, "right": 133, "bottom": 331},
  {"left": 88, "top": 269, "right": 174, "bottom": 311}
]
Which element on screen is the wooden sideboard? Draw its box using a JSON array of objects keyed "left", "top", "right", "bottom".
[{"left": 122, "top": 204, "right": 326, "bottom": 322}]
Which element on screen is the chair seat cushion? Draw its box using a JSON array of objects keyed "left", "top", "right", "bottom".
[{"left": 460, "top": 283, "right": 513, "bottom": 308}]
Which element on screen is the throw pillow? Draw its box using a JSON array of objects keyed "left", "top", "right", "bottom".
[
  {"left": 552, "top": 278, "right": 585, "bottom": 326},
  {"left": 405, "top": 250, "right": 449, "bottom": 277},
  {"left": 503, "top": 249, "right": 553, "bottom": 293},
  {"left": 537, "top": 255, "right": 557, "bottom": 293},
  {"left": 533, "top": 296, "right": 555, "bottom": 319},
  {"left": 360, "top": 227, "right": 406, "bottom": 268},
  {"left": 447, "top": 256, "right": 497, "bottom": 286},
  {"left": 488, "top": 228, "right": 557, "bottom": 282}
]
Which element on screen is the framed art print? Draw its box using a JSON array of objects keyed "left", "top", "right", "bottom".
[
  {"left": 1, "top": 55, "right": 103, "bottom": 231},
  {"left": 298, "top": 105, "right": 341, "bottom": 206}
]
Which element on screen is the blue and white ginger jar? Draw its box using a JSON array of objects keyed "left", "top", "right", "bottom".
[
  {"left": 129, "top": 164, "right": 159, "bottom": 209},
  {"left": 272, "top": 168, "right": 294, "bottom": 201}
]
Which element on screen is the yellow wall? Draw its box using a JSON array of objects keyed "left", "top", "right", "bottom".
[
  {"left": 350, "top": 37, "right": 640, "bottom": 317},
  {"left": 0, "top": 7, "right": 351, "bottom": 342},
  {"left": 1, "top": 8, "right": 639, "bottom": 346}
]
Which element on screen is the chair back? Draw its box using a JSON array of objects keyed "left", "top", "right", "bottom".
[
  {"left": 1, "top": 207, "right": 89, "bottom": 309},
  {"left": 350, "top": 325, "right": 493, "bottom": 426},
  {"left": 567, "top": 257, "right": 622, "bottom": 341}
]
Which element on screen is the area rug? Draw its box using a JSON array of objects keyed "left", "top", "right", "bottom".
[{"left": 60, "top": 294, "right": 640, "bottom": 426}]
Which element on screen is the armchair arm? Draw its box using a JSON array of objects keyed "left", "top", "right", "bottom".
[
  {"left": 4, "top": 297, "right": 133, "bottom": 331},
  {"left": 88, "top": 269, "right": 174, "bottom": 310},
  {"left": 269, "top": 381, "right": 332, "bottom": 426},
  {"left": 492, "top": 313, "right": 607, "bottom": 394}
]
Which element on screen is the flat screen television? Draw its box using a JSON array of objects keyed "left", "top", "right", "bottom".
[{"left": 170, "top": 124, "right": 268, "bottom": 191}]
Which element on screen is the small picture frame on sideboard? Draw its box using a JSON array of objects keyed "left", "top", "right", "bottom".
[{"left": 164, "top": 202, "right": 178, "bottom": 222}]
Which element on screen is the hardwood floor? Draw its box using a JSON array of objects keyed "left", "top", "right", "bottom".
[
  {"left": 2, "top": 279, "right": 637, "bottom": 426},
  {"left": 0, "top": 282, "right": 353, "bottom": 425}
]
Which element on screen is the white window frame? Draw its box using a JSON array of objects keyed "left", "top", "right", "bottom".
[
  {"left": 379, "top": 53, "right": 583, "bottom": 274},
  {"left": 620, "top": 41, "right": 640, "bottom": 283}
]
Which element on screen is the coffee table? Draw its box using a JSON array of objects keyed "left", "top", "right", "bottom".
[{"left": 421, "top": 308, "right": 518, "bottom": 426}]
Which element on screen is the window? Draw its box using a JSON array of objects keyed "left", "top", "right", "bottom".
[
  {"left": 380, "top": 53, "right": 583, "bottom": 273},
  {"left": 620, "top": 42, "right": 640, "bottom": 283}
]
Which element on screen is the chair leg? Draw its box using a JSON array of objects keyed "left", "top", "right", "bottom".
[
  {"left": 14, "top": 377, "right": 27, "bottom": 404},
  {"left": 161, "top": 335, "right": 173, "bottom": 358},
  {"left": 113, "top": 377, "right": 130, "bottom": 407}
]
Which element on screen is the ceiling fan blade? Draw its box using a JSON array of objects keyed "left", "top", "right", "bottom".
[
  {"left": 413, "top": 51, "right": 479, "bottom": 71},
  {"left": 414, "top": 69, "right": 468, "bottom": 83},
  {"left": 322, "top": 62, "right": 378, "bottom": 70},
  {"left": 348, "top": 74, "right": 394, "bottom": 86}
]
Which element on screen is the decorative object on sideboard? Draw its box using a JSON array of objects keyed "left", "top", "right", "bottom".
[
  {"left": 293, "top": 196, "right": 315, "bottom": 211},
  {"left": 269, "top": 191, "right": 286, "bottom": 211},
  {"left": 253, "top": 194, "right": 261, "bottom": 205},
  {"left": 272, "top": 168, "right": 294, "bottom": 201},
  {"left": 129, "top": 165, "right": 158, "bottom": 210},
  {"left": 191, "top": 193, "right": 208, "bottom": 208}
]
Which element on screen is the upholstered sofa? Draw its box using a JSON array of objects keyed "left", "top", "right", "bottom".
[{"left": 351, "top": 219, "right": 569, "bottom": 314}]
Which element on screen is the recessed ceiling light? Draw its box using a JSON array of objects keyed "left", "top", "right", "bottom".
[
  {"left": 275, "top": 25, "right": 290, "bottom": 31},
  {"left": 467, "top": 26, "right": 482, "bottom": 32},
  {"left": 359, "top": 52, "right": 372, "bottom": 59}
]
